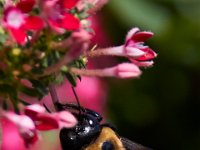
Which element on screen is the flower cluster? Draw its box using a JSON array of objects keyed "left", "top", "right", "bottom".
[
  {"left": 1, "top": 104, "right": 77, "bottom": 148},
  {"left": 0, "top": 0, "right": 157, "bottom": 149}
]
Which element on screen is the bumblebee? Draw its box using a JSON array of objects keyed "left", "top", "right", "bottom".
[{"left": 55, "top": 102, "right": 151, "bottom": 150}]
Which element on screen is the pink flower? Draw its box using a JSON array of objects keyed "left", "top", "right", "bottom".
[
  {"left": 41, "top": 0, "right": 80, "bottom": 33},
  {"left": 114, "top": 63, "right": 142, "bottom": 78},
  {"left": 125, "top": 28, "right": 157, "bottom": 67},
  {"left": 24, "top": 104, "right": 77, "bottom": 130},
  {"left": 70, "top": 63, "right": 141, "bottom": 78},
  {"left": 3, "top": 0, "right": 44, "bottom": 45},
  {"left": 86, "top": 27, "right": 157, "bottom": 67},
  {"left": 1, "top": 104, "right": 77, "bottom": 149},
  {"left": 1, "top": 118, "right": 31, "bottom": 150}
]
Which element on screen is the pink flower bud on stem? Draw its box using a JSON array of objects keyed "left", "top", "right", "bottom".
[{"left": 70, "top": 63, "right": 141, "bottom": 78}]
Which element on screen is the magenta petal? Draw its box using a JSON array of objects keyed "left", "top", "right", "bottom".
[
  {"left": 136, "top": 47, "right": 157, "bottom": 61},
  {"left": 25, "top": 104, "right": 46, "bottom": 120},
  {"left": 35, "top": 114, "right": 59, "bottom": 130},
  {"left": 132, "top": 31, "right": 153, "bottom": 42},
  {"left": 1, "top": 118, "right": 27, "bottom": 150},
  {"left": 48, "top": 19, "right": 65, "bottom": 33},
  {"left": 61, "top": 0, "right": 79, "bottom": 9},
  {"left": 10, "top": 28, "right": 26, "bottom": 45},
  {"left": 16, "top": 0, "right": 35, "bottom": 13},
  {"left": 24, "top": 16, "right": 44, "bottom": 30},
  {"left": 60, "top": 13, "right": 80, "bottom": 30}
]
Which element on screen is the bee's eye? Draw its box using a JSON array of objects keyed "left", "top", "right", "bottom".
[{"left": 101, "top": 141, "right": 114, "bottom": 150}]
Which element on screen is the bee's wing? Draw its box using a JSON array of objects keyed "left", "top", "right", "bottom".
[{"left": 120, "top": 137, "right": 152, "bottom": 150}]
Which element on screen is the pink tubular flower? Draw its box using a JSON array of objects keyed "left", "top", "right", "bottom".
[
  {"left": 99, "top": 63, "right": 141, "bottom": 78},
  {"left": 41, "top": 0, "right": 80, "bottom": 33},
  {"left": 1, "top": 104, "right": 77, "bottom": 149},
  {"left": 70, "top": 63, "right": 141, "bottom": 78},
  {"left": 24, "top": 104, "right": 77, "bottom": 130},
  {"left": 86, "top": 27, "right": 157, "bottom": 67},
  {"left": 3, "top": 0, "right": 44, "bottom": 45},
  {"left": 125, "top": 28, "right": 157, "bottom": 67}
]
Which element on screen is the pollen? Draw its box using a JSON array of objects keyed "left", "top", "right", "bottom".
[{"left": 12, "top": 48, "right": 21, "bottom": 56}]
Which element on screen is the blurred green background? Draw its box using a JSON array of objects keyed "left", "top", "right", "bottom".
[{"left": 99, "top": 0, "right": 200, "bottom": 150}]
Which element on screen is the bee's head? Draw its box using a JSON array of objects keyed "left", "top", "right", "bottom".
[{"left": 59, "top": 108, "right": 102, "bottom": 150}]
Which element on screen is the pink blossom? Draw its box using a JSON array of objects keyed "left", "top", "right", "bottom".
[
  {"left": 3, "top": 0, "right": 44, "bottom": 45},
  {"left": 125, "top": 28, "right": 157, "bottom": 67},
  {"left": 41, "top": 0, "right": 80, "bottom": 33},
  {"left": 1, "top": 118, "right": 30, "bottom": 150},
  {"left": 92, "top": 63, "right": 141, "bottom": 78},
  {"left": 114, "top": 63, "right": 142, "bottom": 78},
  {"left": 24, "top": 104, "right": 77, "bottom": 130},
  {"left": 70, "top": 63, "right": 141, "bottom": 78},
  {"left": 86, "top": 27, "right": 157, "bottom": 67},
  {"left": 1, "top": 104, "right": 77, "bottom": 149}
]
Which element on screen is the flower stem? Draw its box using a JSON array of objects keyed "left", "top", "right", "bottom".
[
  {"left": 85, "top": 46, "right": 124, "bottom": 57},
  {"left": 48, "top": 84, "right": 59, "bottom": 111},
  {"left": 70, "top": 67, "right": 113, "bottom": 77}
]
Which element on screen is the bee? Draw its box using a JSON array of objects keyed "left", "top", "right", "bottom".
[
  {"left": 49, "top": 86, "right": 151, "bottom": 150},
  {"left": 55, "top": 102, "right": 151, "bottom": 150}
]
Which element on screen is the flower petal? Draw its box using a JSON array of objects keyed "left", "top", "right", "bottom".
[
  {"left": 48, "top": 19, "right": 65, "bottom": 33},
  {"left": 126, "top": 27, "right": 139, "bottom": 41},
  {"left": 25, "top": 104, "right": 46, "bottom": 120},
  {"left": 132, "top": 31, "right": 153, "bottom": 42},
  {"left": 16, "top": 0, "right": 35, "bottom": 13},
  {"left": 59, "top": 13, "right": 80, "bottom": 30},
  {"left": 34, "top": 114, "right": 59, "bottom": 130},
  {"left": 24, "top": 16, "right": 44, "bottom": 30},
  {"left": 61, "top": 0, "right": 79, "bottom": 9},
  {"left": 1, "top": 118, "right": 27, "bottom": 150},
  {"left": 10, "top": 27, "right": 26, "bottom": 44},
  {"left": 136, "top": 47, "right": 157, "bottom": 61},
  {"left": 57, "top": 111, "right": 77, "bottom": 128},
  {"left": 125, "top": 47, "right": 145, "bottom": 58},
  {"left": 130, "top": 59, "right": 154, "bottom": 67}
]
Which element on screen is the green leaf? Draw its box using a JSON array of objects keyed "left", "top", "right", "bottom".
[
  {"left": 0, "top": 33, "right": 8, "bottom": 46},
  {"left": 0, "top": 84, "right": 19, "bottom": 112},
  {"left": 30, "top": 80, "right": 48, "bottom": 99},
  {"left": 31, "top": 67, "right": 44, "bottom": 74},
  {"left": 55, "top": 73, "right": 64, "bottom": 84},
  {"left": 20, "top": 85, "right": 44, "bottom": 100},
  {"left": 65, "top": 73, "right": 77, "bottom": 87}
]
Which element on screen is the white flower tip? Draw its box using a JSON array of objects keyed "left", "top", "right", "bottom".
[
  {"left": 26, "top": 104, "right": 46, "bottom": 113},
  {"left": 125, "top": 27, "right": 140, "bottom": 41},
  {"left": 18, "top": 115, "right": 35, "bottom": 130}
]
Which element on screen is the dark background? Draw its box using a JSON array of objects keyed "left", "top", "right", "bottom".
[{"left": 99, "top": 0, "right": 200, "bottom": 150}]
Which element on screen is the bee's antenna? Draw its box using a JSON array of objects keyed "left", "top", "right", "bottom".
[
  {"left": 71, "top": 86, "right": 82, "bottom": 115},
  {"left": 43, "top": 103, "right": 51, "bottom": 113}
]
